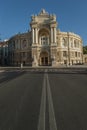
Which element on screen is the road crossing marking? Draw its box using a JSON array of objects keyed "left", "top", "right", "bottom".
[{"left": 38, "top": 73, "right": 57, "bottom": 130}]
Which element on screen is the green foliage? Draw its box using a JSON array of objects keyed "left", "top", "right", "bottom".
[{"left": 83, "top": 46, "right": 87, "bottom": 54}]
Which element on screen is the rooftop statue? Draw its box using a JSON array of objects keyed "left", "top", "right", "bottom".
[{"left": 39, "top": 9, "right": 48, "bottom": 15}]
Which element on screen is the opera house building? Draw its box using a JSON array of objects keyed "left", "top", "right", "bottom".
[{"left": 8, "top": 9, "right": 83, "bottom": 67}]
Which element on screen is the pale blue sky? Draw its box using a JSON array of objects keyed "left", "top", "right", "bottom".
[{"left": 0, "top": 0, "right": 87, "bottom": 45}]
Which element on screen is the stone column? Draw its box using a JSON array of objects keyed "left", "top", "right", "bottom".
[
  {"left": 35, "top": 28, "right": 38, "bottom": 44},
  {"left": 48, "top": 36, "right": 49, "bottom": 45},
  {"left": 72, "top": 38, "right": 74, "bottom": 48},
  {"left": 51, "top": 28, "right": 53, "bottom": 43},
  {"left": 54, "top": 27, "right": 56, "bottom": 43},
  {"left": 34, "top": 28, "right": 35, "bottom": 43},
  {"left": 32, "top": 28, "right": 35, "bottom": 44}
]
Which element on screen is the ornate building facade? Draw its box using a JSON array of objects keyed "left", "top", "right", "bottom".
[{"left": 8, "top": 9, "right": 83, "bottom": 67}]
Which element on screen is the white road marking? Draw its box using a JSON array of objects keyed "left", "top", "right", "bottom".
[
  {"left": 38, "top": 73, "right": 46, "bottom": 130},
  {"left": 38, "top": 73, "right": 57, "bottom": 130},
  {"left": 46, "top": 74, "right": 57, "bottom": 130}
]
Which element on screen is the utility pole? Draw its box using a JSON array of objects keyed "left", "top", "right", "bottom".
[{"left": 67, "top": 32, "right": 70, "bottom": 66}]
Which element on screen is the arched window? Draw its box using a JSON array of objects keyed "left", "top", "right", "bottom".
[
  {"left": 40, "top": 35, "right": 49, "bottom": 45},
  {"left": 70, "top": 38, "right": 73, "bottom": 48},
  {"left": 74, "top": 40, "right": 77, "bottom": 47},
  {"left": 22, "top": 39, "right": 27, "bottom": 49},
  {"left": 12, "top": 40, "right": 15, "bottom": 49},
  {"left": 62, "top": 38, "right": 67, "bottom": 47}
]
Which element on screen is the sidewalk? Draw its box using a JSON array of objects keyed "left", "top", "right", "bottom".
[{"left": 0, "top": 64, "right": 87, "bottom": 70}]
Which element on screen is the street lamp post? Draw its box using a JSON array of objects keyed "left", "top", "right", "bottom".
[{"left": 67, "top": 32, "right": 70, "bottom": 66}]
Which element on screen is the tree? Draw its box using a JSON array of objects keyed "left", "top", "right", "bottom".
[{"left": 83, "top": 46, "right": 87, "bottom": 54}]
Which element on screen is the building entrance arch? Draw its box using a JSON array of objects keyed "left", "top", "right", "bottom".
[{"left": 39, "top": 51, "right": 49, "bottom": 66}]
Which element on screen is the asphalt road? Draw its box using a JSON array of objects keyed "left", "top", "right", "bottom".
[{"left": 0, "top": 69, "right": 87, "bottom": 130}]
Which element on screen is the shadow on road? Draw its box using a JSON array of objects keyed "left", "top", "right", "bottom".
[{"left": 0, "top": 71, "right": 26, "bottom": 85}]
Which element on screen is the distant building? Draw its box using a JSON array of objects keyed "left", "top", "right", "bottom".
[{"left": 1, "top": 9, "right": 83, "bottom": 66}]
